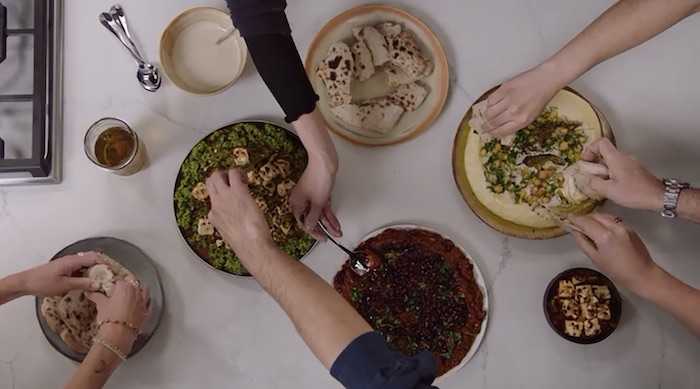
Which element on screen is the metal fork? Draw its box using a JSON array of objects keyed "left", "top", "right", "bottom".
[{"left": 317, "top": 222, "right": 369, "bottom": 276}]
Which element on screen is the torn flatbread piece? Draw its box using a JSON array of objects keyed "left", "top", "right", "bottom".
[
  {"left": 469, "top": 101, "right": 515, "bottom": 146},
  {"left": 359, "top": 98, "right": 405, "bottom": 134},
  {"left": 351, "top": 39, "right": 375, "bottom": 81},
  {"left": 376, "top": 22, "right": 402, "bottom": 38},
  {"left": 331, "top": 98, "right": 405, "bottom": 135},
  {"left": 389, "top": 82, "right": 428, "bottom": 112},
  {"left": 353, "top": 26, "right": 390, "bottom": 66},
  {"left": 387, "top": 31, "right": 433, "bottom": 82},
  {"left": 316, "top": 42, "right": 354, "bottom": 107}
]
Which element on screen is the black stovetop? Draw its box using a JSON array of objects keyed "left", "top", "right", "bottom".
[{"left": 0, "top": 0, "right": 62, "bottom": 184}]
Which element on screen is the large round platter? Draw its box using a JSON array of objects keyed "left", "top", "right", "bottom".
[
  {"left": 452, "top": 87, "right": 615, "bottom": 239},
  {"left": 305, "top": 4, "right": 449, "bottom": 146},
  {"left": 340, "top": 223, "right": 488, "bottom": 381},
  {"left": 173, "top": 120, "right": 317, "bottom": 277},
  {"left": 35, "top": 237, "right": 165, "bottom": 362}
]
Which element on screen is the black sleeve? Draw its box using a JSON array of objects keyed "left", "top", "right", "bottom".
[
  {"left": 225, "top": 0, "right": 319, "bottom": 123},
  {"left": 330, "top": 332, "right": 440, "bottom": 389}
]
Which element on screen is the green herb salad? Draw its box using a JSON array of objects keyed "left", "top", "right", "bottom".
[{"left": 174, "top": 122, "right": 316, "bottom": 276}]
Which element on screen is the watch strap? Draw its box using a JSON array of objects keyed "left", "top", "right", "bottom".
[{"left": 661, "top": 178, "right": 690, "bottom": 218}]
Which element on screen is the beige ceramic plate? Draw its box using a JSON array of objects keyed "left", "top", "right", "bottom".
[
  {"left": 160, "top": 7, "right": 247, "bottom": 95},
  {"left": 305, "top": 4, "right": 449, "bottom": 146},
  {"left": 452, "top": 87, "right": 615, "bottom": 239}
]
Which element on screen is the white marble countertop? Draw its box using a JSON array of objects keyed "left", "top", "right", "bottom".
[{"left": 2, "top": 0, "right": 700, "bottom": 388}]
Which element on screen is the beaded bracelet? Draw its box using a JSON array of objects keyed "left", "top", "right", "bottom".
[
  {"left": 93, "top": 337, "right": 127, "bottom": 361},
  {"left": 97, "top": 319, "right": 139, "bottom": 334}
]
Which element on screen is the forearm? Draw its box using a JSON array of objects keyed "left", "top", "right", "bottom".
[
  {"left": 677, "top": 188, "right": 700, "bottom": 223},
  {"left": 0, "top": 272, "right": 28, "bottom": 305},
  {"left": 226, "top": 0, "right": 319, "bottom": 123},
  {"left": 637, "top": 266, "right": 700, "bottom": 336},
  {"left": 65, "top": 346, "right": 121, "bottom": 389},
  {"left": 544, "top": 0, "right": 700, "bottom": 85},
  {"left": 65, "top": 325, "right": 134, "bottom": 389},
  {"left": 238, "top": 239, "right": 371, "bottom": 369}
]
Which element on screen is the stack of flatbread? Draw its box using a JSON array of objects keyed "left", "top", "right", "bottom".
[
  {"left": 316, "top": 22, "right": 433, "bottom": 135},
  {"left": 41, "top": 254, "right": 137, "bottom": 354}
]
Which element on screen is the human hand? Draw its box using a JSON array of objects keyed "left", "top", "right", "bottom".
[
  {"left": 89, "top": 280, "right": 150, "bottom": 353},
  {"left": 569, "top": 213, "right": 660, "bottom": 296},
  {"left": 20, "top": 252, "right": 102, "bottom": 297},
  {"left": 206, "top": 169, "right": 274, "bottom": 255},
  {"left": 483, "top": 64, "right": 563, "bottom": 137},
  {"left": 582, "top": 138, "right": 664, "bottom": 211},
  {"left": 291, "top": 108, "right": 342, "bottom": 239}
]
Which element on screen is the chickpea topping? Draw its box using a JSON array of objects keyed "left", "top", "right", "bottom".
[{"left": 559, "top": 141, "right": 569, "bottom": 151}]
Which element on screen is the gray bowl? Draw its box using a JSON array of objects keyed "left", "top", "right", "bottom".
[{"left": 35, "top": 237, "right": 164, "bottom": 362}]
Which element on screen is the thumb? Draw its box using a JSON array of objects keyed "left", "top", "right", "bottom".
[{"left": 66, "top": 277, "right": 98, "bottom": 292}]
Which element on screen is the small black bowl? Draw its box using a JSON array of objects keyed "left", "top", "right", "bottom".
[{"left": 543, "top": 267, "right": 622, "bottom": 344}]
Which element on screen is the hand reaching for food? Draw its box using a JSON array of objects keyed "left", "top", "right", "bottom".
[
  {"left": 581, "top": 138, "right": 664, "bottom": 211},
  {"left": 568, "top": 213, "right": 659, "bottom": 296},
  {"left": 89, "top": 280, "right": 150, "bottom": 353},
  {"left": 483, "top": 64, "right": 564, "bottom": 137},
  {"left": 21, "top": 252, "right": 102, "bottom": 297},
  {"left": 291, "top": 108, "right": 342, "bottom": 239},
  {"left": 206, "top": 169, "right": 275, "bottom": 256}
]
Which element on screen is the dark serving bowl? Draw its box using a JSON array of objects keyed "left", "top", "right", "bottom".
[
  {"left": 172, "top": 120, "right": 317, "bottom": 277},
  {"left": 543, "top": 267, "right": 622, "bottom": 344},
  {"left": 35, "top": 237, "right": 164, "bottom": 362}
]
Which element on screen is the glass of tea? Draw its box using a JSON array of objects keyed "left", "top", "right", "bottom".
[{"left": 84, "top": 118, "right": 145, "bottom": 176}]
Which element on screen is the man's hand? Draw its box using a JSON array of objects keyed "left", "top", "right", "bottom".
[
  {"left": 291, "top": 108, "right": 342, "bottom": 240},
  {"left": 20, "top": 252, "right": 102, "bottom": 297},
  {"left": 569, "top": 213, "right": 659, "bottom": 295},
  {"left": 582, "top": 138, "right": 664, "bottom": 211},
  {"left": 483, "top": 64, "right": 563, "bottom": 137},
  {"left": 206, "top": 169, "right": 274, "bottom": 255}
]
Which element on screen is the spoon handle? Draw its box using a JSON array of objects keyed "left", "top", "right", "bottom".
[
  {"left": 99, "top": 13, "right": 144, "bottom": 65},
  {"left": 110, "top": 5, "right": 145, "bottom": 60},
  {"left": 317, "top": 222, "right": 355, "bottom": 257}
]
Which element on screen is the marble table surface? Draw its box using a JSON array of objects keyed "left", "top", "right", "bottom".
[{"left": 1, "top": 0, "right": 699, "bottom": 388}]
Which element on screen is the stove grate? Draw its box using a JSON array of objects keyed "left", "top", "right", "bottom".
[{"left": 0, "top": 0, "right": 53, "bottom": 177}]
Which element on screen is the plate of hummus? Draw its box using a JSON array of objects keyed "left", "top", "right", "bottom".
[{"left": 452, "top": 87, "right": 615, "bottom": 239}]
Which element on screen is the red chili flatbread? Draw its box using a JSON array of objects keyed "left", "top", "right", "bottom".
[{"left": 333, "top": 228, "right": 486, "bottom": 376}]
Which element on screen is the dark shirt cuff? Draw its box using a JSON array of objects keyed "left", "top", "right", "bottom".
[{"left": 331, "top": 332, "right": 438, "bottom": 389}]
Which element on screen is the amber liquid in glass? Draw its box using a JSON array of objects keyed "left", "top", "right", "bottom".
[{"left": 94, "top": 127, "right": 135, "bottom": 167}]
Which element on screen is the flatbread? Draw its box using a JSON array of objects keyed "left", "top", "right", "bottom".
[
  {"left": 389, "top": 82, "right": 428, "bottom": 112},
  {"left": 353, "top": 26, "right": 390, "bottom": 66},
  {"left": 40, "top": 254, "right": 138, "bottom": 354},
  {"left": 468, "top": 101, "right": 515, "bottom": 146},
  {"left": 360, "top": 98, "right": 405, "bottom": 134},
  {"left": 332, "top": 98, "right": 404, "bottom": 135},
  {"left": 387, "top": 31, "right": 433, "bottom": 82},
  {"left": 316, "top": 42, "right": 354, "bottom": 107},
  {"left": 376, "top": 22, "right": 402, "bottom": 38},
  {"left": 351, "top": 40, "right": 375, "bottom": 82}
]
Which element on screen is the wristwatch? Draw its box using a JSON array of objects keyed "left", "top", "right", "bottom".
[{"left": 661, "top": 178, "right": 690, "bottom": 218}]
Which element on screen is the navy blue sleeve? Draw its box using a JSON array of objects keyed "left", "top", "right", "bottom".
[
  {"left": 331, "top": 332, "right": 439, "bottom": 389},
  {"left": 224, "top": 0, "right": 318, "bottom": 123}
]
